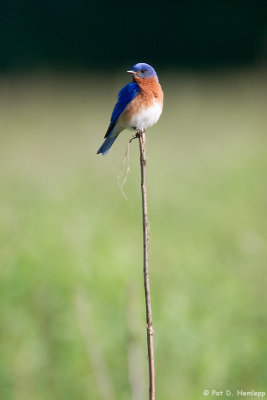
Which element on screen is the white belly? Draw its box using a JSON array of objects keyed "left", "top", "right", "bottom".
[{"left": 126, "top": 100, "right": 162, "bottom": 131}]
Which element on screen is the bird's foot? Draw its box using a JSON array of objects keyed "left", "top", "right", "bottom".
[
  {"left": 128, "top": 129, "right": 145, "bottom": 144},
  {"left": 132, "top": 129, "right": 145, "bottom": 140},
  {"left": 137, "top": 128, "right": 145, "bottom": 136}
]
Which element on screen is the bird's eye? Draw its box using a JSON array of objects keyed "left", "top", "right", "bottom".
[{"left": 141, "top": 69, "right": 145, "bottom": 73}]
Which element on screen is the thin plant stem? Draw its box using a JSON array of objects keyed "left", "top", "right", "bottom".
[{"left": 138, "top": 130, "right": 155, "bottom": 400}]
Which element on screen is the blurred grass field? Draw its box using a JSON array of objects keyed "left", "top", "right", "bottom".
[{"left": 0, "top": 69, "right": 266, "bottom": 400}]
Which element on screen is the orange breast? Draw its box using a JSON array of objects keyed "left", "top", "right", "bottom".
[{"left": 134, "top": 76, "right": 164, "bottom": 107}]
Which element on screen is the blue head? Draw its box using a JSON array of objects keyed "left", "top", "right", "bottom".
[{"left": 127, "top": 63, "right": 157, "bottom": 79}]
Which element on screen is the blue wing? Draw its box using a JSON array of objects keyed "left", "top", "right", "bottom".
[{"left": 104, "top": 82, "right": 139, "bottom": 138}]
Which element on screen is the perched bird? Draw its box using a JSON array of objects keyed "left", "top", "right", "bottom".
[{"left": 97, "top": 63, "right": 163, "bottom": 155}]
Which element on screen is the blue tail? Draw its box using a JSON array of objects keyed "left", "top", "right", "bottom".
[{"left": 97, "top": 134, "right": 118, "bottom": 155}]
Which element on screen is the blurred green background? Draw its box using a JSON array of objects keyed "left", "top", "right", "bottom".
[{"left": 0, "top": 2, "right": 267, "bottom": 400}]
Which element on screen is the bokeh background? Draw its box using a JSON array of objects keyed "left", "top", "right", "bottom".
[{"left": 0, "top": 1, "right": 267, "bottom": 399}]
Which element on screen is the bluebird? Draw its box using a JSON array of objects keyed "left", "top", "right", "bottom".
[{"left": 97, "top": 63, "right": 163, "bottom": 155}]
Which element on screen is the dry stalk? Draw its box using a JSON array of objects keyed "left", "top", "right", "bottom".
[{"left": 137, "top": 130, "right": 155, "bottom": 400}]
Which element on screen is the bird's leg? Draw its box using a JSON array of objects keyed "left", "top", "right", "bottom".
[
  {"left": 128, "top": 129, "right": 145, "bottom": 145},
  {"left": 137, "top": 128, "right": 145, "bottom": 137},
  {"left": 129, "top": 128, "right": 145, "bottom": 142}
]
